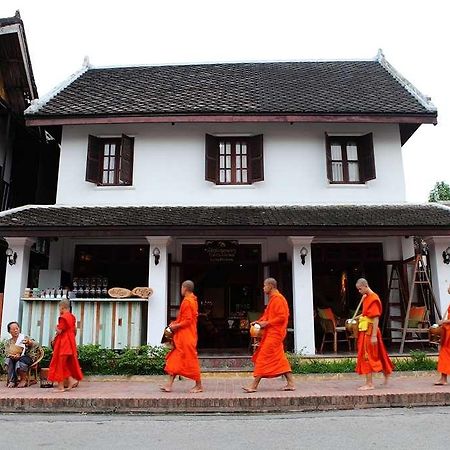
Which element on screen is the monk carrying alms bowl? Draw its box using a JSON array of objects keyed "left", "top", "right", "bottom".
[
  {"left": 250, "top": 322, "right": 263, "bottom": 350},
  {"left": 345, "top": 318, "right": 359, "bottom": 339},
  {"left": 429, "top": 323, "right": 442, "bottom": 344}
]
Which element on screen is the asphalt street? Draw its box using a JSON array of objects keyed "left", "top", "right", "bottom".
[{"left": 1, "top": 407, "right": 449, "bottom": 449}]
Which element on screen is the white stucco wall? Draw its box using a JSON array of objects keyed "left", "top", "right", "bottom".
[{"left": 56, "top": 122, "right": 406, "bottom": 206}]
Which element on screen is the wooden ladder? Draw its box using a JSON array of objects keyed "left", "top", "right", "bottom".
[
  {"left": 399, "top": 254, "right": 442, "bottom": 354},
  {"left": 383, "top": 262, "right": 407, "bottom": 341}
]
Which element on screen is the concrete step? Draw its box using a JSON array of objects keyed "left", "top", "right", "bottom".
[{"left": 199, "top": 355, "right": 253, "bottom": 372}]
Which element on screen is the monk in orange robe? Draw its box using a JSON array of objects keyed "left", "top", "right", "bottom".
[
  {"left": 355, "top": 278, "right": 393, "bottom": 390},
  {"left": 161, "top": 280, "right": 203, "bottom": 393},
  {"left": 243, "top": 278, "right": 295, "bottom": 393},
  {"left": 435, "top": 284, "right": 450, "bottom": 385},
  {"left": 48, "top": 299, "right": 83, "bottom": 392}
]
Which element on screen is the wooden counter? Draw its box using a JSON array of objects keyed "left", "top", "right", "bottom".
[{"left": 21, "top": 297, "right": 147, "bottom": 349}]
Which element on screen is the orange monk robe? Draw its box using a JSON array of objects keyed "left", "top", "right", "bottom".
[
  {"left": 252, "top": 290, "right": 292, "bottom": 378},
  {"left": 437, "top": 305, "right": 450, "bottom": 375},
  {"left": 356, "top": 293, "right": 394, "bottom": 376},
  {"left": 164, "top": 293, "right": 201, "bottom": 382},
  {"left": 48, "top": 311, "right": 83, "bottom": 382}
]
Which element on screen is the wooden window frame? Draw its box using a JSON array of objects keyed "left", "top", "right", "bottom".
[
  {"left": 325, "top": 133, "right": 375, "bottom": 184},
  {"left": 218, "top": 138, "right": 250, "bottom": 185},
  {"left": 86, "top": 134, "right": 134, "bottom": 186},
  {"left": 101, "top": 138, "right": 122, "bottom": 186},
  {"left": 205, "top": 134, "right": 264, "bottom": 185}
]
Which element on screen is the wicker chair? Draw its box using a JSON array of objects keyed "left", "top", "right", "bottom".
[
  {"left": 317, "top": 308, "right": 351, "bottom": 353},
  {"left": 27, "top": 346, "right": 45, "bottom": 387}
]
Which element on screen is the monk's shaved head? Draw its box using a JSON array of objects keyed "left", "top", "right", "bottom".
[
  {"left": 356, "top": 278, "right": 369, "bottom": 287},
  {"left": 264, "top": 278, "right": 277, "bottom": 288},
  {"left": 58, "top": 299, "right": 70, "bottom": 310},
  {"left": 182, "top": 280, "right": 194, "bottom": 292}
]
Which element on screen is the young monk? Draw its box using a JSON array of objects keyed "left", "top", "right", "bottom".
[
  {"left": 435, "top": 284, "right": 450, "bottom": 385},
  {"left": 161, "top": 280, "right": 203, "bottom": 393},
  {"left": 355, "top": 278, "right": 393, "bottom": 390},
  {"left": 48, "top": 299, "right": 83, "bottom": 392},
  {"left": 243, "top": 278, "right": 295, "bottom": 393}
]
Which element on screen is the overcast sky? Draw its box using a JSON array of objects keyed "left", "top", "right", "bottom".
[{"left": 1, "top": 0, "right": 448, "bottom": 202}]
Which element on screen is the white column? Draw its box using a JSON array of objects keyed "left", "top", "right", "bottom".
[
  {"left": 427, "top": 237, "right": 450, "bottom": 316},
  {"left": 146, "top": 236, "right": 171, "bottom": 346},
  {"left": 289, "top": 236, "right": 315, "bottom": 355},
  {"left": 1, "top": 237, "right": 36, "bottom": 338}
]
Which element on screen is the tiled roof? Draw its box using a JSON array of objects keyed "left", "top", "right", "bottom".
[
  {"left": 26, "top": 60, "right": 436, "bottom": 118},
  {"left": 0, "top": 204, "right": 449, "bottom": 236}
]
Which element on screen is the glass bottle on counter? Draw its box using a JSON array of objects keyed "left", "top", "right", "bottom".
[
  {"left": 72, "top": 278, "right": 78, "bottom": 298},
  {"left": 101, "top": 277, "right": 108, "bottom": 297}
]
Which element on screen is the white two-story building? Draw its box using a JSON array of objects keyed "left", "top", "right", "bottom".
[{"left": 0, "top": 51, "right": 449, "bottom": 355}]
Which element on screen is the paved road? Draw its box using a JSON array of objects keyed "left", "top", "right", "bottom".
[{"left": 1, "top": 407, "right": 449, "bottom": 449}]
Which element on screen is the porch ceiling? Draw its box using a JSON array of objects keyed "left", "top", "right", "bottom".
[{"left": 0, "top": 204, "right": 449, "bottom": 238}]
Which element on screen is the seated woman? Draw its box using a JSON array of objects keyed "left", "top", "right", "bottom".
[{"left": 3, "top": 321, "right": 40, "bottom": 388}]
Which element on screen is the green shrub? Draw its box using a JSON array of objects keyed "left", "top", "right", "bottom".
[
  {"left": 287, "top": 354, "right": 356, "bottom": 374},
  {"left": 393, "top": 351, "right": 437, "bottom": 371},
  {"left": 286, "top": 350, "right": 437, "bottom": 374},
  {"left": 39, "top": 344, "right": 170, "bottom": 375}
]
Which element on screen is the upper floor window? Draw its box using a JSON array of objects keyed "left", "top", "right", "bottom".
[
  {"left": 205, "top": 134, "right": 264, "bottom": 185},
  {"left": 325, "top": 133, "right": 376, "bottom": 184},
  {"left": 85, "top": 134, "right": 134, "bottom": 186}
]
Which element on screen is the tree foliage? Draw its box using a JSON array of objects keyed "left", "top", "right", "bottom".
[{"left": 429, "top": 181, "right": 450, "bottom": 202}]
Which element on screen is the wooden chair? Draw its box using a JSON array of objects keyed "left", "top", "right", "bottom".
[
  {"left": 405, "top": 306, "right": 430, "bottom": 345},
  {"left": 27, "top": 346, "right": 45, "bottom": 387},
  {"left": 317, "top": 308, "right": 351, "bottom": 353}
]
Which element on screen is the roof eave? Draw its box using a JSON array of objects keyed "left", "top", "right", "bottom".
[
  {"left": 0, "top": 224, "right": 449, "bottom": 238},
  {"left": 24, "top": 112, "right": 438, "bottom": 127}
]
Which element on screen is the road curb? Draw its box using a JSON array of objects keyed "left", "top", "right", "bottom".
[{"left": 1, "top": 390, "right": 450, "bottom": 414}]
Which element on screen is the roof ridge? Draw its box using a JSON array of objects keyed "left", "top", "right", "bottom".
[
  {"left": 376, "top": 49, "right": 437, "bottom": 112},
  {"left": 25, "top": 58, "right": 91, "bottom": 115},
  {"left": 85, "top": 57, "right": 378, "bottom": 71}
]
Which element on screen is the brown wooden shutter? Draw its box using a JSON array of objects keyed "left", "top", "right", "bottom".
[
  {"left": 119, "top": 134, "right": 134, "bottom": 185},
  {"left": 205, "top": 134, "right": 218, "bottom": 183},
  {"left": 358, "top": 133, "right": 376, "bottom": 182},
  {"left": 325, "top": 133, "right": 333, "bottom": 182},
  {"left": 249, "top": 134, "right": 264, "bottom": 182},
  {"left": 86, "top": 135, "right": 101, "bottom": 184}
]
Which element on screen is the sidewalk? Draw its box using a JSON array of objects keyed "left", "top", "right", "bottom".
[{"left": 1, "top": 372, "right": 449, "bottom": 414}]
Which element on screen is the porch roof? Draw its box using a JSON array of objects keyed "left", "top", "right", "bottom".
[{"left": 0, "top": 204, "right": 449, "bottom": 237}]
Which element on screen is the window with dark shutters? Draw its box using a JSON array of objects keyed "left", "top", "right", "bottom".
[
  {"left": 358, "top": 133, "right": 376, "bottom": 182},
  {"left": 204, "top": 134, "right": 264, "bottom": 185},
  {"left": 325, "top": 133, "right": 376, "bottom": 184},
  {"left": 85, "top": 134, "right": 134, "bottom": 186},
  {"left": 249, "top": 135, "right": 264, "bottom": 182},
  {"left": 119, "top": 134, "right": 134, "bottom": 185},
  {"left": 86, "top": 135, "right": 101, "bottom": 183},
  {"left": 205, "top": 134, "right": 219, "bottom": 182}
]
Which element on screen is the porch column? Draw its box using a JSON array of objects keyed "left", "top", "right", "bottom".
[
  {"left": 289, "top": 236, "right": 315, "bottom": 355},
  {"left": 1, "top": 237, "right": 36, "bottom": 338},
  {"left": 146, "top": 236, "right": 171, "bottom": 346},
  {"left": 427, "top": 237, "right": 450, "bottom": 315}
]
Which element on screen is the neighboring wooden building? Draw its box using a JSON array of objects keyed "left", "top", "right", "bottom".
[
  {"left": 0, "top": 50, "right": 449, "bottom": 354},
  {"left": 0, "top": 11, "right": 59, "bottom": 298}
]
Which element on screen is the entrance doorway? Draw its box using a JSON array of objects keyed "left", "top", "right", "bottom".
[
  {"left": 180, "top": 243, "right": 263, "bottom": 352},
  {"left": 312, "top": 243, "right": 386, "bottom": 352}
]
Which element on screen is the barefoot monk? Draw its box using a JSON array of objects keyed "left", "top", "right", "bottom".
[
  {"left": 162, "top": 280, "right": 203, "bottom": 393},
  {"left": 355, "top": 278, "right": 393, "bottom": 390},
  {"left": 48, "top": 299, "right": 83, "bottom": 392},
  {"left": 243, "top": 278, "right": 295, "bottom": 393}
]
